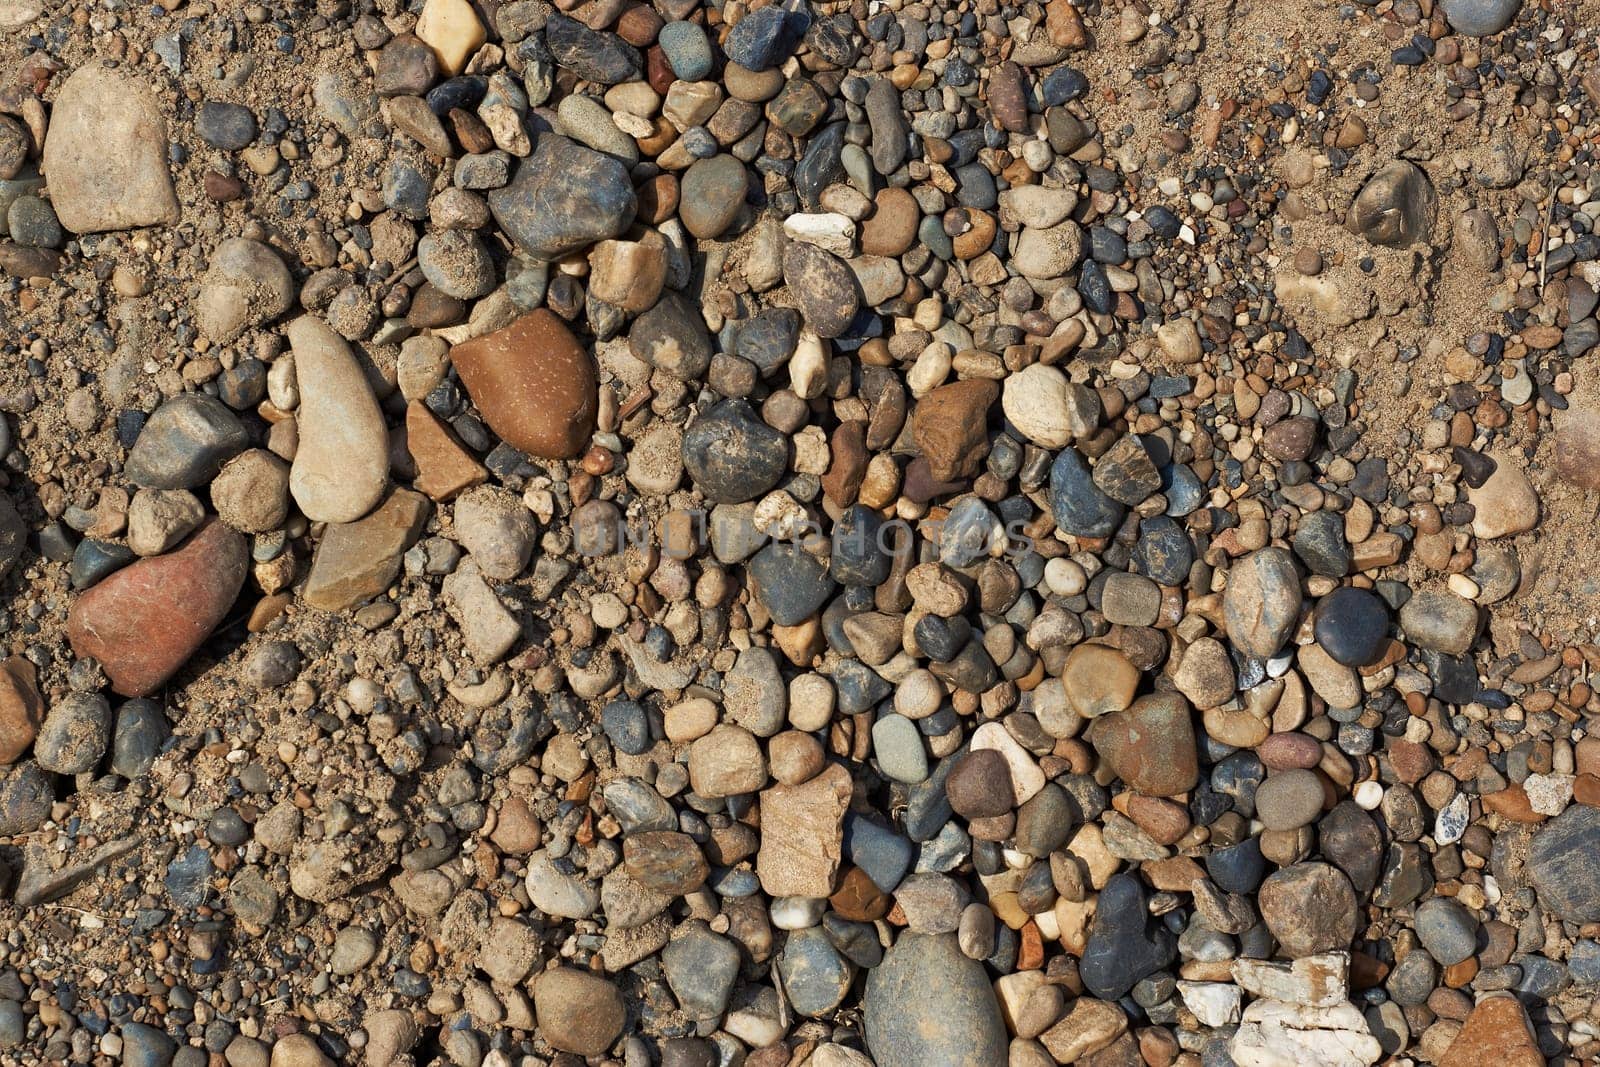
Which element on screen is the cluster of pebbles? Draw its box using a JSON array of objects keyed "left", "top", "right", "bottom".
[{"left": 0, "top": 0, "right": 1599, "bottom": 1063}]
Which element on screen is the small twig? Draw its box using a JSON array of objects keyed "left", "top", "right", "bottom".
[{"left": 1539, "top": 186, "right": 1555, "bottom": 289}]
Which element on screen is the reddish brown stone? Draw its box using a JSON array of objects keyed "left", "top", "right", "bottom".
[
  {"left": 0, "top": 656, "right": 43, "bottom": 765},
  {"left": 912, "top": 379, "right": 998, "bottom": 482},
  {"left": 449, "top": 310, "right": 598, "bottom": 460},
  {"left": 1483, "top": 785, "right": 1544, "bottom": 822},
  {"left": 820, "top": 420, "right": 868, "bottom": 507},
  {"left": 1438, "top": 994, "right": 1543, "bottom": 1067},
  {"left": 67, "top": 519, "right": 249, "bottom": 697},
  {"left": 407, "top": 401, "right": 488, "bottom": 501},
  {"left": 830, "top": 866, "right": 889, "bottom": 921}
]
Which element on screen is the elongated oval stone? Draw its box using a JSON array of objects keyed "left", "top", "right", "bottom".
[
  {"left": 66, "top": 519, "right": 249, "bottom": 697},
  {"left": 864, "top": 932, "right": 1007, "bottom": 1067},
  {"left": 449, "top": 309, "right": 597, "bottom": 459},
  {"left": 288, "top": 315, "right": 389, "bottom": 523}
]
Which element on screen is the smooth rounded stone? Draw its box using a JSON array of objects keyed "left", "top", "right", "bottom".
[
  {"left": 524, "top": 850, "right": 600, "bottom": 918},
  {"left": 418, "top": 229, "right": 496, "bottom": 299},
  {"left": 450, "top": 309, "right": 598, "bottom": 459},
  {"left": 1259, "top": 862, "right": 1358, "bottom": 958},
  {"left": 557, "top": 93, "right": 639, "bottom": 164},
  {"left": 1318, "top": 801, "right": 1384, "bottom": 894},
  {"left": 1088, "top": 693, "right": 1199, "bottom": 797},
  {"left": 1255, "top": 769, "right": 1325, "bottom": 831},
  {"left": 1224, "top": 547, "right": 1302, "bottom": 659},
  {"left": 630, "top": 290, "right": 713, "bottom": 381},
  {"left": 1314, "top": 587, "right": 1390, "bottom": 667},
  {"left": 488, "top": 134, "right": 636, "bottom": 259},
  {"left": 860, "top": 188, "right": 919, "bottom": 257},
  {"left": 124, "top": 394, "right": 249, "bottom": 490},
  {"left": 1173, "top": 637, "right": 1236, "bottom": 709},
  {"left": 688, "top": 724, "right": 766, "bottom": 797},
  {"left": 779, "top": 926, "right": 855, "bottom": 1016},
  {"left": 782, "top": 241, "right": 859, "bottom": 339},
  {"left": 735, "top": 308, "right": 801, "bottom": 375},
  {"left": 872, "top": 714, "right": 928, "bottom": 784},
  {"left": 863, "top": 933, "right": 1007, "bottom": 1067},
  {"left": 1080, "top": 873, "right": 1178, "bottom": 999},
  {"left": 42, "top": 65, "right": 179, "bottom": 233},
  {"left": 1414, "top": 898, "right": 1478, "bottom": 966},
  {"left": 1386, "top": 946, "right": 1438, "bottom": 1006},
  {"left": 7, "top": 195, "right": 60, "bottom": 248},
  {"left": 1012, "top": 220, "right": 1085, "bottom": 279},
  {"left": 195, "top": 100, "right": 257, "bottom": 149},
  {"left": 1061, "top": 643, "right": 1139, "bottom": 718},
  {"left": 122, "top": 1022, "right": 178, "bottom": 1067},
  {"left": 658, "top": 21, "right": 712, "bottom": 79},
  {"left": 0, "top": 655, "right": 42, "bottom": 764},
  {"left": 127, "top": 488, "right": 204, "bottom": 557},
  {"left": 331, "top": 927, "right": 380, "bottom": 975},
  {"left": 1100, "top": 571, "right": 1161, "bottom": 627},
  {"left": 683, "top": 400, "right": 788, "bottom": 503},
  {"left": 748, "top": 543, "right": 834, "bottom": 625},
  {"left": 67, "top": 520, "right": 249, "bottom": 698},
  {"left": 1049, "top": 448, "right": 1125, "bottom": 538},
  {"left": 533, "top": 968, "right": 625, "bottom": 1056},
  {"left": 1133, "top": 515, "right": 1194, "bottom": 586},
  {"left": 1440, "top": 0, "right": 1520, "bottom": 35},
  {"left": 945, "top": 749, "right": 1015, "bottom": 818},
  {"left": 1528, "top": 805, "right": 1600, "bottom": 921},
  {"left": 662, "top": 922, "right": 741, "bottom": 1018},
  {"left": 1207, "top": 837, "right": 1267, "bottom": 894},
  {"left": 34, "top": 692, "right": 111, "bottom": 774},
  {"left": 1468, "top": 452, "right": 1539, "bottom": 539},
  {"left": 1400, "top": 589, "right": 1479, "bottom": 655},
  {"left": 1001, "top": 364, "right": 1097, "bottom": 448},
  {"left": 0, "top": 760, "right": 51, "bottom": 835},
  {"left": 1346, "top": 161, "right": 1436, "bottom": 248},
  {"left": 724, "top": 5, "right": 805, "bottom": 70},
  {"left": 680, "top": 155, "right": 749, "bottom": 239},
  {"left": 287, "top": 315, "right": 388, "bottom": 523}
]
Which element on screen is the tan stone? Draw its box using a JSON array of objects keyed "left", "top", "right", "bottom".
[
  {"left": 0, "top": 656, "right": 42, "bottom": 764},
  {"left": 407, "top": 402, "right": 488, "bottom": 501},
  {"left": 415, "top": 0, "right": 485, "bottom": 76},
  {"left": 757, "top": 762, "right": 851, "bottom": 897},
  {"left": 303, "top": 489, "right": 431, "bottom": 611},
  {"left": 1437, "top": 994, "right": 1542, "bottom": 1067}
]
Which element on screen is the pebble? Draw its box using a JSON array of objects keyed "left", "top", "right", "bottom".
[
  {"left": 488, "top": 135, "right": 636, "bottom": 260},
  {"left": 124, "top": 394, "right": 249, "bottom": 490},
  {"left": 1439, "top": 0, "right": 1521, "bottom": 36},
  {"left": 1224, "top": 547, "right": 1302, "bottom": 659},
  {"left": 288, "top": 315, "right": 390, "bottom": 523},
  {"left": 1260, "top": 863, "right": 1359, "bottom": 959},
  {"left": 1088, "top": 693, "right": 1199, "bottom": 797},
  {"left": 196, "top": 238, "right": 295, "bottom": 343}
]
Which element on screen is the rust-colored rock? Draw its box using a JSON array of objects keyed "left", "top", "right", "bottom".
[
  {"left": 912, "top": 379, "right": 998, "bottom": 482},
  {"left": 1438, "top": 994, "right": 1543, "bottom": 1067},
  {"left": 449, "top": 309, "right": 597, "bottom": 459},
  {"left": 0, "top": 656, "right": 43, "bottom": 764},
  {"left": 66, "top": 520, "right": 249, "bottom": 697},
  {"left": 407, "top": 401, "right": 488, "bottom": 501}
]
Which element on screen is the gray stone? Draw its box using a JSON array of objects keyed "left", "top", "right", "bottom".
[
  {"left": 489, "top": 135, "right": 636, "bottom": 260},
  {"left": 864, "top": 933, "right": 1007, "bottom": 1067}
]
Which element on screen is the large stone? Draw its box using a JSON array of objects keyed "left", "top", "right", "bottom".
[
  {"left": 1079, "top": 873, "right": 1178, "bottom": 999},
  {"left": 66, "top": 520, "right": 249, "bottom": 697},
  {"left": 0, "top": 656, "right": 42, "bottom": 765},
  {"left": 863, "top": 933, "right": 1007, "bottom": 1067},
  {"left": 1437, "top": 994, "right": 1542, "bottom": 1067},
  {"left": 1468, "top": 451, "right": 1539, "bottom": 539},
  {"left": 288, "top": 315, "right": 389, "bottom": 523},
  {"left": 782, "top": 240, "right": 860, "bottom": 339},
  {"left": 913, "top": 380, "right": 997, "bottom": 482},
  {"left": 1232, "top": 952, "right": 1351, "bottom": 1009},
  {"left": 488, "top": 135, "right": 636, "bottom": 260},
  {"left": 1230, "top": 999, "right": 1382, "bottom": 1067},
  {"left": 449, "top": 310, "right": 598, "bottom": 460},
  {"left": 303, "top": 489, "right": 431, "bottom": 611},
  {"left": 1087, "top": 693, "right": 1199, "bottom": 797},
  {"left": 533, "top": 968, "right": 626, "bottom": 1055},
  {"left": 1346, "top": 161, "right": 1436, "bottom": 248},
  {"left": 1259, "top": 862, "right": 1359, "bottom": 958},
  {"left": 42, "top": 64, "right": 179, "bottom": 232},
  {"left": 1529, "top": 804, "right": 1600, "bottom": 921},
  {"left": 1224, "top": 547, "right": 1302, "bottom": 659},
  {"left": 683, "top": 400, "right": 788, "bottom": 504},
  {"left": 1439, "top": 0, "right": 1521, "bottom": 37},
  {"left": 124, "top": 394, "right": 250, "bottom": 490},
  {"left": 758, "top": 762, "right": 850, "bottom": 898}
]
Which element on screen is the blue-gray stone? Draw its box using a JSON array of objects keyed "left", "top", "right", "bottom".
[
  {"left": 1530, "top": 805, "right": 1600, "bottom": 922},
  {"left": 111, "top": 699, "right": 168, "bottom": 779},
  {"left": 662, "top": 921, "right": 742, "bottom": 1019},
  {"left": 844, "top": 813, "right": 915, "bottom": 891},
  {"left": 1079, "top": 873, "right": 1177, "bottom": 999},
  {"left": 124, "top": 394, "right": 249, "bottom": 490},
  {"left": 121, "top": 1022, "right": 177, "bottom": 1067},
  {"left": 543, "top": 15, "right": 641, "bottom": 83},
  {"left": 779, "top": 927, "right": 854, "bottom": 1017},
  {"left": 724, "top": 5, "right": 808, "bottom": 71},
  {"left": 165, "top": 845, "right": 214, "bottom": 909},
  {"left": 489, "top": 135, "right": 636, "bottom": 260},
  {"left": 1049, "top": 448, "right": 1124, "bottom": 538},
  {"left": 658, "top": 21, "right": 712, "bottom": 80},
  {"left": 1440, "top": 0, "right": 1520, "bottom": 36},
  {"left": 863, "top": 933, "right": 1006, "bottom": 1067},
  {"left": 682, "top": 400, "right": 788, "bottom": 504},
  {"left": 749, "top": 543, "right": 835, "bottom": 626}
]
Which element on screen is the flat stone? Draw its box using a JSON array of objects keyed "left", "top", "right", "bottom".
[
  {"left": 442, "top": 559, "right": 520, "bottom": 662},
  {"left": 1050, "top": 447, "right": 1125, "bottom": 538},
  {"left": 913, "top": 380, "right": 998, "bottom": 482},
  {"left": 758, "top": 762, "right": 850, "bottom": 897},
  {"left": 449, "top": 309, "right": 598, "bottom": 459},
  {"left": 782, "top": 240, "right": 859, "bottom": 338},
  {"left": 1232, "top": 952, "right": 1351, "bottom": 1008},
  {"left": 1468, "top": 452, "right": 1539, "bottom": 539},
  {"left": 304, "top": 489, "right": 431, "bottom": 611},
  {"left": 1230, "top": 999, "right": 1382, "bottom": 1067},
  {"left": 66, "top": 520, "right": 248, "bottom": 697},
  {"left": 863, "top": 933, "right": 1007, "bottom": 1067},
  {"left": 680, "top": 155, "right": 748, "bottom": 239},
  {"left": 42, "top": 64, "right": 179, "bottom": 232},
  {"left": 288, "top": 315, "right": 390, "bottom": 523},
  {"left": 1039, "top": 997, "right": 1129, "bottom": 1061},
  {"left": 406, "top": 402, "right": 487, "bottom": 501},
  {"left": 1346, "top": 161, "right": 1436, "bottom": 248},
  {"left": 1528, "top": 804, "right": 1600, "bottom": 921}
]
